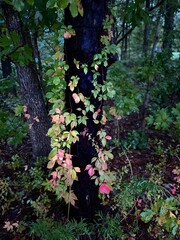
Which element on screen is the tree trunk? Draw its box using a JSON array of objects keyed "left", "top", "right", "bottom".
[
  {"left": 143, "top": 0, "right": 150, "bottom": 54},
  {"left": 64, "top": 0, "right": 107, "bottom": 220},
  {"left": 2, "top": 3, "right": 51, "bottom": 158},
  {"left": 162, "top": 0, "right": 177, "bottom": 53},
  {"left": 151, "top": 7, "right": 162, "bottom": 58}
]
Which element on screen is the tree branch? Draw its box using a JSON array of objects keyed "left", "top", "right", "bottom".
[{"left": 116, "top": 0, "right": 165, "bottom": 45}]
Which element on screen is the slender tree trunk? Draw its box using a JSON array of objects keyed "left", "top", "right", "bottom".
[
  {"left": 65, "top": 0, "right": 107, "bottom": 220},
  {"left": 143, "top": 0, "right": 150, "bottom": 54},
  {"left": 162, "top": 0, "right": 177, "bottom": 53},
  {"left": 151, "top": 8, "right": 162, "bottom": 58},
  {"left": 32, "top": 31, "right": 43, "bottom": 83},
  {"left": 2, "top": 3, "right": 51, "bottom": 158}
]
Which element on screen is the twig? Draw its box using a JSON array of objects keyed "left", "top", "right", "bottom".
[{"left": 123, "top": 150, "right": 133, "bottom": 177}]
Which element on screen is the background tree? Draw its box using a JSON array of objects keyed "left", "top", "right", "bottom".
[{"left": 1, "top": 2, "right": 51, "bottom": 157}]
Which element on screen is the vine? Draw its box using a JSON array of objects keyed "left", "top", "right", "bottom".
[{"left": 45, "top": 23, "right": 117, "bottom": 209}]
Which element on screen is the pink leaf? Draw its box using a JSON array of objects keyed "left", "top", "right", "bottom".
[
  {"left": 51, "top": 115, "right": 59, "bottom": 123},
  {"left": 64, "top": 31, "right": 72, "bottom": 39},
  {"left": 59, "top": 115, "right": 65, "bottom": 123},
  {"left": 105, "top": 135, "right": 112, "bottom": 140},
  {"left": 85, "top": 164, "right": 92, "bottom": 171},
  {"left": 65, "top": 158, "right": 72, "bottom": 169},
  {"left": 65, "top": 154, "right": 72, "bottom": 161},
  {"left": 137, "top": 198, "right": 142, "bottom": 207},
  {"left": 99, "top": 183, "right": 111, "bottom": 194},
  {"left": 102, "top": 161, "right": 107, "bottom": 171},
  {"left": 88, "top": 167, "right": 95, "bottom": 177},
  {"left": 171, "top": 188, "right": 176, "bottom": 195},
  {"left": 51, "top": 171, "right": 57, "bottom": 179},
  {"left": 57, "top": 149, "right": 64, "bottom": 160},
  {"left": 55, "top": 108, "right": 61, "bottom": 114},
  {"left": 24, "top": 113, "right": 30, "bottom": 119},
  {"left": 72, "top": 93, "right": 80, "bottom": 103}
]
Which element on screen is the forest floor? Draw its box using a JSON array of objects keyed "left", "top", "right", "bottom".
[{"left": 0, "top": 109, "right": 179, "bottom": 240}]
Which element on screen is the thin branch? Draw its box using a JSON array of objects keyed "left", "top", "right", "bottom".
[{"left": 116, "top": 0, "right": 165, "bottom": 45}]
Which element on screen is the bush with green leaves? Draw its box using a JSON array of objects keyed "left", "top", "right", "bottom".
[
  {"left": 112, "top": 160, "right": 180, "bottom": 239},
  {"left": 0, "top": 108, "right": 28, "bottom": 145},
  {"left": 0, "top": 74, "right": 28, "bottom": 145},
  {"left": 94, "top": 212, "right": 125, "bottom": 240},
  {"left": 121, "top": 129, "right": 148, "bottom": 150},
  {"left": 113, "top": 176, "right": 163, "bottom": 213},
  {"left": 107, "top": 61, "right": 142, "bottom": 116},
  {"left": 140, "top": 197, "right": 179, "bottom": 237},
  {"left": 30, "top": 218, "right": 92, "bottom": 240},
  {"left": 146, "top": 103, "right": 180, "bottom": 138}
]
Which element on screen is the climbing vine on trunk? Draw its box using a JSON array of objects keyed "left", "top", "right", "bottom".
[{"left": 46, "top": 0, "right": 116, "bottom": 219}]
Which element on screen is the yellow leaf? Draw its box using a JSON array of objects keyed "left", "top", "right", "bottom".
[
  {"left": 47, "top": 160, "right": 55, "bottom": 169},
  {"left": 47, "top": 155, "right": 57, "bottom": 169},
  {"left": 94, "top": 64, "right": 99, "bottom": 71},
  {"left": 71, "top": 169, "right": 77, "bottom": 180},
  {"left": 169, "top": 211, "right": 176, "bottom": 219},
  {"left": 74, "top": 167, "right": 81, "bottom": 172}
]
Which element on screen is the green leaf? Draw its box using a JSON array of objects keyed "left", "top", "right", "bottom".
[
  {"left": 140, "top": 209, "right": 155, "bottom": 223},
  {"left": 27, "top": 0, "right": 35, "bottom": 5},
  {"left": 58, "top": 0, "right": 70, "bottom": 8},
  {"left": 48, "top": 147, "right": 57, "bottom": 160},
  {"left": 34, "top": 11, "right": 43, "bottom": 24},
  {"left": 78, "top": 1, "right": 83, "bottom": 16},
  {"left": 46, "top": 0, "right": 56, "bottom": 9},
  {"left": 69, "top": 1, "right": 78, "bottom": 18},
  {"left": 52, "top": 76, "right": 60, "bottom": 85},
  {"left": 0, "top": 35, "right": 11, "bottom": 48},
  {"left": 102, "top": 138, "right": 106, "bottom": 147},
  {"left": 93, "top": 120, "right": 99, "bottom": 124},
  {"left": 84, "top": 67, "right": 88, "bottom": 74},
  {"left": 12, "top": 0, "right": 24, "bottom": 11},
  {"left": 14, "top": 105, "right": 24, "bottom": 117},
  {"left": 71, "top": 170, "right": 77, "bottom": 180}
]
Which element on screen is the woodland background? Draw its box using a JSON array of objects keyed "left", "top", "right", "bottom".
[{"left": 0, "top": 0, "right": 179, "bottom": 239}]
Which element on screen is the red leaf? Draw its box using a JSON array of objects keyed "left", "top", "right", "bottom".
[{"left": 99, "top": 183, "right": 111, "bottom": 194}]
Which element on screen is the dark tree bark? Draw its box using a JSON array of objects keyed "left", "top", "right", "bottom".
[
  {"left": 162, "top": 0, "right": 177, "bottom": 53},
  {"left": 121, "top": 0, "right": 130, "bottom": 60},
  {"left": 64, "top": 0, "right": 107, "bottom": 220},
  {"left": 1, "top": 57, "right": 12, "bottom": 78},
  {"left": 0, "top": 29, "right": 12, "bottom": 78},
  {"left": 2, "top": 3, "right": 51, "bottom": 158}
]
